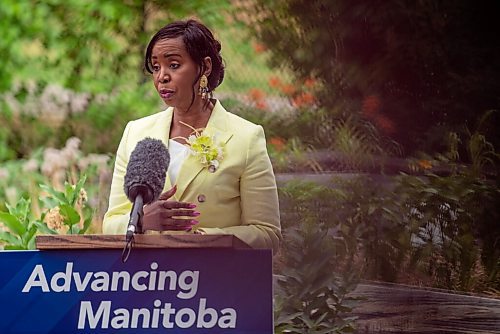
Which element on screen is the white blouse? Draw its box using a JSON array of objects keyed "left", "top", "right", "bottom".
[{"left": 168, "top": 139, "right": 189, "bottom": 185}]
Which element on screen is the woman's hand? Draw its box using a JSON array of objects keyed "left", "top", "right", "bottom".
[{"left": 143, "top": 185, "right": 199, "bottom": 231}]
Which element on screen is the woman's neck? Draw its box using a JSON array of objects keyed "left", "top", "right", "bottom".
[
  {"left": 170, "top": 99, "right": 215, "bottom": 140},
  {"left": 173, "top": 99, "right": 214, "bottom": 127}
]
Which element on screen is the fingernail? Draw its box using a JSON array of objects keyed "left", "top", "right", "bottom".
[
  {"left": 190, "top": 220, "right": 199, "bottom": 225},
  {"left": 193, "top": 212, "right": 201, "bottom": 216},
  {"left": 189, "top": 204, "right": 197, "bottom": 208}
]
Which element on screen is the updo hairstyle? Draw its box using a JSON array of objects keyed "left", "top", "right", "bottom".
[{"left": 144, "top": 19, "right": 225, "bottom": 92}]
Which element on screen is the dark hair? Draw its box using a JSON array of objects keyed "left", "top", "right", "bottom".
[{"left": 144, "top": 20, "right": 225, "bottom": 92}]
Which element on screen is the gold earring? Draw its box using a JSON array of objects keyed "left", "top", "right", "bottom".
[{"left": 198, "top": 75, "right": 209, "bottom": 100}]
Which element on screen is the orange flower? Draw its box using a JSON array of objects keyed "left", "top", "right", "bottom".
[
  {"left": 281, "top": 84, "right": 296, "bottom": 96},
  {"left": 255, "top": 100, "right": 268, "bottom": 111},
  {"left": 292, "top": 95, "right": 304, "bottom": 107},
  {"left": 301, "top": 92, "right": 315, "bottom": 105},
  {"left": 417, "top": 159, "right": 433, "bottom": 170},
  {"left": 362, "top": 95, "right": 381, "bottom": 116},
  {"left": 268, "top": 76, "right": 282, "bottom": 89},
  {"left": 269, "top": 137, "right": 286, "bottom": 151},
  {"left": 292, "top": 92, "right": 315, "bottom": 107},
  {"left": 374, "top": 114, "right": 395, "bottom": 135},
  {"left": 304, "top": 78, "right": 316, "bottom": 88},
  {"left": 248, "top": 88, "right": 265, "bottom": 102},
  {"left": 253, "top": 42, "right": 267, "bottom": 53}
]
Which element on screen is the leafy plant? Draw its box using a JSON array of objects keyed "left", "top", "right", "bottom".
[
  {"left": 274, "top": 224, "right": 358, "bottom": 333},
  {"left": 0, "top": 198, "right": 51, "bottom": 250},
  {"left": 0, "top": 175, "right": 94, "bottom": 250},
  {"left": 0, "top": 0, "right": 231, "bottom": 93},
  {"left": 396, "top": 119, "right": 500, "bottom": 291},
  {"left": 278, "top": 145, "right": 499, "bottom": 293},
  {"left": 276, "top": 181, "right": 360, "bottom": 332},
  {"left": 39, "top": 175, "right": 93, "bottom": 235},
  {"left": 328, "top": 115, "right": 401, "bottom": 172}
]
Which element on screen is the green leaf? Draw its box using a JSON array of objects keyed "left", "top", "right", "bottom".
[
  {"left": 6, "top": 198, "right": 31, "bottom": 223},
  {"left": 4, "top": 244, "right": 27, "bottom": 250},
  {"left": 27, "top": 236, "right": 36, "bottom": 250},
  {"left": 40, "top": 184, "right": 68, "bottom": 205},
  {"left": 72, "top": 175, "right": 87, "bottom": 206},
  {"left": 33, "top": 221, "right": 58, "bottom": 235},
  {"left": 0, "top": 231, "right": 20, "bottom": 246},
  {"left": 65, "top": 182, "right": 76, "bottom": 205},
  {"left": 40, "top": 196, "right": 58, "bottom": 209},
  {"left": 79, "top": 215, "right": 93, "bottom": 235},
  {"left": 23, "top": 225, "right": 38, "bottom": 250},
  {"left": 59, "top": 204, "right": 80, "bottom": 228},
  {"left": 0, "top": 212, "right": 26, "bottom": 236}
]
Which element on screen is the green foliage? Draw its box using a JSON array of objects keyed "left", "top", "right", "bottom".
[
  {"left": 328, "top": 177, "right": 412, "bottom": 282},
  {"left": 397, "top": 121, "right": 500, "bottom": 291},
  {"left": 224, "top": 97, "right": 312, "bottom": 141},
  {"left": 39, "top": 175, "right": 93, "bottom": 235},
  {"left": 274, "top": 225, "right": 358, "bottom": 333},
  {"left": 245, "top": 0, "right": 500, "bottom": 154},
  {"left": 0, "top": 175, "right": 93, "bottom": 250},
  {"left": 0, "top": 81, "right": 163, "bottom": 159},
  {"left": 277, "top": 182, "right": 359, "bottom": 332},
  {"left": 0, "top": 198, "right": 49, "bottom": 250},
  {"left": 0, "top": 0, "right": 231, "bottom": 93},
  {"left": 282, "top": 176, "right": 412, "bottom": 282},
  {"left": 73, "top": 85, "right": 162, "bottom": 154},
  {"left": 0, "top": 137, "right": 110, "bottom": 235},
  {"left": 278, "top": 125, "right": 499, "bottom": 293},
  {"left": 269, "top": 138, "right": 323, "bottom": 173},
  {"left": 327, "top": 115, "right": 402, "bottom": 171},
  {"left": 395, "top": 171, "right": 499, "bottom": 291}
]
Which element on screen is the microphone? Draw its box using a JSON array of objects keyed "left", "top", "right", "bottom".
[{"left": 123, "top": 137, "right": 169, "bottom": 243}]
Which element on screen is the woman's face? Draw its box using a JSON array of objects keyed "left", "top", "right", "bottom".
[{"left": 151, "top": 37, "right": 201, "bottom": 111}]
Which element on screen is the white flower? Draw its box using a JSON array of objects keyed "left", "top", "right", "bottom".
[
  {"left": 77, "top": 153, "right": 110, "bottom": 171},
  {"left": 0, "top": 168, "right": 9, "bottom": 180},
  {"left": 44, "top": 206, "right": 65, "bottom": 231},
  {"left": 78, "top": 188, "right": 88, "bottom": 204},
  {"left": 70, "top": 93, "right": 90, "bottom": 114},
  {"left": 23, "top": 159, "right": 39, "bottom": 173},
  {"left": 62, "top": 137, "right": 81, "bottom": 161}
]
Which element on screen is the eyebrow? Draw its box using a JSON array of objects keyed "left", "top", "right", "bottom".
[{"left": 151, "top": 53, "right": 182, "bottom": 59}]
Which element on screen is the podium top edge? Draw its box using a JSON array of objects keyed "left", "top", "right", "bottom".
[{"left": 35, "top": 234, "right": 252, "bottom": 250}]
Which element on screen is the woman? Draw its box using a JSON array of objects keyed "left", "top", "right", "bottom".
[{"left": 103, "top": 20, "right": 281, "bottom": 252}]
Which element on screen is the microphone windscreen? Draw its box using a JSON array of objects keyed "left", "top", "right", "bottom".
[{"left": 124, "top": 137, "right": 169, "bottom": 204}]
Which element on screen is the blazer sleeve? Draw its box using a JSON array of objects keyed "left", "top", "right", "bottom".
[
  {"left": 102, "top": 122, "right": 133, "bottom": 234},
  {"left": 197, "top": 125, "right": 282, "bottom": 253}
]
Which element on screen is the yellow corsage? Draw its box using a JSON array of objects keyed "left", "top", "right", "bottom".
[{"left": 176, "top": 121, "right": 224, "bottom": 173}]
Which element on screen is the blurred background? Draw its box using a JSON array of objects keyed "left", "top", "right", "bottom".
[{"left": 0, "top": 0, "right": 499, "bottom": 331}]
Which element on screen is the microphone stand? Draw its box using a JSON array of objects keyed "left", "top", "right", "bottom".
[{"left": 122, "top": 193, "right": 144, "bottom": 262}]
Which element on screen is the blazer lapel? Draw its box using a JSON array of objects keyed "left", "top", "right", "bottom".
[{"left": 175, "top": 100, "right": 233, "bottom": 200}]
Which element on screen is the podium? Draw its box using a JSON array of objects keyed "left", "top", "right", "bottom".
[{"left": 0, "top": 234, "right": 273, "bottom": 334}]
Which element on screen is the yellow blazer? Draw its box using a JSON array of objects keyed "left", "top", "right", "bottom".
[{"left": 103, "top": 100, "right": 281, "bottom": 252}]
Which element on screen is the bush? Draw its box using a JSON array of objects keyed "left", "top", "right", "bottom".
[
  {"left": 0, "top": 81, "right": 162, "bottom": 160},
  {"left": 277, "top": 128, "right": 499, "bottom": 293},
  {"left": 276, "top": 181, "right": 360, "bottom": 332}
]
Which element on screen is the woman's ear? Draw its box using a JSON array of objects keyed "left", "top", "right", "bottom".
[{"left": 203, "top": 56, "right": 212, "bottom": 77}]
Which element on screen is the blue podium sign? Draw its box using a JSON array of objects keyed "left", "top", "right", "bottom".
[{"left": 0, "top": 248, "right": 272, "bottom": 333}]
